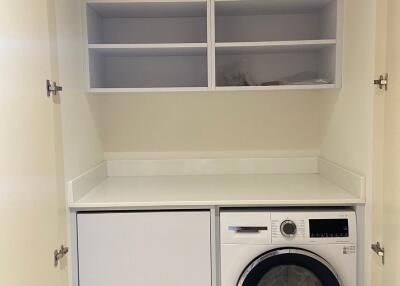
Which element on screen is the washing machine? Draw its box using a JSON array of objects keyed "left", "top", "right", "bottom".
[{"left": 220, "top": 209, "right": 357, "bottom": 286}]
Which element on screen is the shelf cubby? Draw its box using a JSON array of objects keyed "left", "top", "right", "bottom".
[
  {"left": 213, "top": 0, "right": 341, "bottom": 89},
  {"left": 86, "top": 1, "right": 208, "bottom": 44},
  {"left": 215, "top": 41, "right": 336, "bottom": 89},
  {"left": 88, "top": 44, "right": 208, "bottom": 90},
  {"left": 215, "top": 0, "right": 338, "bottom": 43}
]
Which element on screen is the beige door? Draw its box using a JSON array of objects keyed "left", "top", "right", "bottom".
[
  {"left": 373, "top": 0, "right": 400, "bottom": 285},
  {"left": 0, "top": 1, "right": 67, "bottom": 286},
  {"left": 381, "top": 0, "right": 400, "bottom": 284}
]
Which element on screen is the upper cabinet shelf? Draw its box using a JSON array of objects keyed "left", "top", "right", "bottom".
[{"left": 83, "top": 0, "right": 342, "bottom": 92}]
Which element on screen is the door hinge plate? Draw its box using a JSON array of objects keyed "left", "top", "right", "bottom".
[
  {"left": 371, "top": 241, "right": 384, "bottom": 265},
  {"left": 54, "top": 244, "right": 69, "bottom": 267},
  {"left": 374, "top": 74, "right": 388, "bottom": 91},
  {"left": 47, "top": 80, "right": 63, "bottom": 97}
]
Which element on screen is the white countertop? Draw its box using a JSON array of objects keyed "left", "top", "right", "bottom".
[{"left": 69, "top": 173, "right": 364, "bottom": 209}]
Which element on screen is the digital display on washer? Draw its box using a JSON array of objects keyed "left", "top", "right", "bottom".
[{"left": 309, "top": 219, "right": 349, "bottom": 238}]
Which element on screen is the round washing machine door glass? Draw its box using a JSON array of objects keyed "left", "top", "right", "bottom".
[{"left": 237, "top": 248, "right": 341, "bottom": 286}]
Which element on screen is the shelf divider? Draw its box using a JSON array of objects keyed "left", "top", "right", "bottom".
[
  {"left": 215, "top": 39, "right": 337, "bottom": 54},
  {"left": 89, "top": 43, "right": 208, "bottom": 57}
]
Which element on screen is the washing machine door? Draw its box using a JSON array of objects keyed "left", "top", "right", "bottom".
[{"left": 237, "top": 248, "right": 341, "bottom": 286}]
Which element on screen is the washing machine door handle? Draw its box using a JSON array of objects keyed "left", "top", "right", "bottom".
[
  {"left": 237, "top": 248, "right": 342, "bottom": 286},
  {"left": 228, "top": 226, "right": 269, "bottom": 233}
]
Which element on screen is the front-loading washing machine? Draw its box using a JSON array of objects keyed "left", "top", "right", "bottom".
[{"left": 220, "top": 209, "right": 357, "bottom": 286}]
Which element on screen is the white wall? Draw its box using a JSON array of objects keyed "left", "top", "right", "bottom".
[
  {"left": 318, "top": 2, "right": 377, "bottom": 286},
  {"left": 55, "top": 0, "right": 104, "bottom": 180},
  {"left": 94, "top": 91, "right": 334, "bottom": 156},
  {"left": 320, "top": 0, "right": 376, "bottom": 176}
]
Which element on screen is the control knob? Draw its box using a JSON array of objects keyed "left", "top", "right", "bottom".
[{"left": 280, "top": 220, "right": 297, "bottom": 238}]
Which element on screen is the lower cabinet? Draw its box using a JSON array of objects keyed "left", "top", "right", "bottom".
[{"left": 77, "top": 211, "right": 211, "bottom": 286}]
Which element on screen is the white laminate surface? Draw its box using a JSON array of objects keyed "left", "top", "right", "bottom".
[
  {"left": 70, "top": 173, "right": 363, "bottom": 209},
  {"left": 77, "top": 211, "right": 211, "bottom": 286}
]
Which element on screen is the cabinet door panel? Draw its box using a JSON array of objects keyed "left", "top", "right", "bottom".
[{"left": 77, "top": 211, "right": 211, "bottom": 286}]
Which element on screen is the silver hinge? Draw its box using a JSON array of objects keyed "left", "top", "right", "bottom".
[
  {"left": 54, "top": 245, "right": 69, "bottom": 267},
  {"left": 371, "top": 241, "right": 385, "bottom": 265},
  {"left": 46, "top": 80, "right": 63, "bottom": 97},
  {"left": 374, "top": 74, "right": 388, "bottom": 91}
]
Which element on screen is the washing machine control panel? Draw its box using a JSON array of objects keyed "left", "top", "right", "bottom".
[
  {"left": 270, "top": 211, "right": 356, "bottom": 244},
  {"left": 220, "top": 210, "right": 357, "bottom": 245}
]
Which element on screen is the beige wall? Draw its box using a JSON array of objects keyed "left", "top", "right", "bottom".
[
  {"left": 85, "top": 0, "right": 376, "bottom": 172},
  {"left": 89, "top": 0, "right": 376, "bottom": 165},
  {"left": 94, "top": 91, "right": 333, "bottom": 155}
]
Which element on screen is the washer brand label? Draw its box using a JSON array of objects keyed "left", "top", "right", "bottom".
[{"left": 343, "top": 246, "right": 356, "bottom": 254}]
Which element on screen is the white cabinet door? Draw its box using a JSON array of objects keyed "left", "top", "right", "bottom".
[{"left": 77, "top": 211, "right": 211, "bottom": 286}]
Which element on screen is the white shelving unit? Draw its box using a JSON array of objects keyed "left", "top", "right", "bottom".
[{"left": 83, "top": 0, "right": 342, "bottom": 92}]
